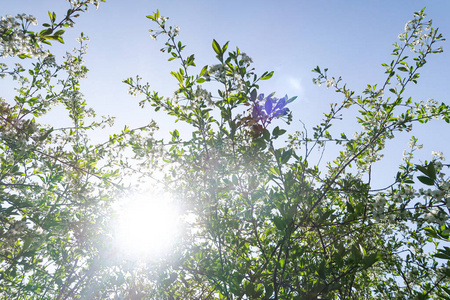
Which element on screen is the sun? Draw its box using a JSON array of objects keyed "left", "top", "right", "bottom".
[{"left": 112, "top": 191, "right": 181, "bottom": 260}]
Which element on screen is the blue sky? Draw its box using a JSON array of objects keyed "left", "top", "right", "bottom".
[{"left": 3, "top": 0, "right": 450, "bottom": 188}]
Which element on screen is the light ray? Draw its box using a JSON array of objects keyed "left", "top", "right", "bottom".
[{"left": 112, "top": 191, "right": 180, "bottom": 260}]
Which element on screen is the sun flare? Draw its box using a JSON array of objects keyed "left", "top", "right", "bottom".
[{"left": 113, "top": 192, "right": 180, "bottom": 259}]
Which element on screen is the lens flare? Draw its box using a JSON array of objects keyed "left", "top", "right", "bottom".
[{"left": 112, "top": 192, "right": 180, "bottom": 260}]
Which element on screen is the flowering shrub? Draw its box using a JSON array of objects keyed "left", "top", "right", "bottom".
[
  {"left": 121, "top": 8, "right": 450, "bottom": 299},
  {"left": 1, "top": 4, "right": 450, "bottom": 300},
  {"left": 0, "top": 1, "right": 158, "bottom": 298}
]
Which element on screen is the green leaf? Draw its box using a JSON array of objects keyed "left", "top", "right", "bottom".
[
  {"left": 351, "top": 244, "right": 362, "bottom": 262},
  {"left": 54, "top": 30, "right": 65, "bottom": 36},
  {"left": 319, "top": 210, "right": 333, "bottom": 223},
  {"left": 265, "top": 284, "right": 274, "bottom": 298},
  {"left": 435, "top": 252, "right": 450, "bottom": 260},
  {"left": 280, "top": 149, "right": 292, "bottom": 164},
  {"left": 417, "top": 176, "right": 434, "bottom": 186},
  {"left": 346, "top": 201, "right": 355, "bottom": 214},
  {"left": 11, "top": 165, "right": 20, "bottom": 174},
  {"left": 200, "top": 65, "right": 208, "bottom": 76},
  {"left": 212, "top": 39, "right": 221, "bottom": 55},
  {"left": 244, "top": 282, "right": 255, "bottom": 296},
  {"left": 362, "top": 253, "right": 381, "bottom": 269},
  {"left": 261, "top": 71, "right": 274, "bottom": 80},
  {"left": 40, "top": 28, "right": 53, "bottom": 36},
  {"left": 170, "top": 71, "right": 183, "bottom": 83},
  {"left": 318, "top": 260, "right": 326, "bottom": 279},
  {"left": 39, "top": 128, "right": 53, "bottom": 141},
  {"left": 272, "top": 216, "right": 286, "bottom": 230},
  {"left": 416, "top": 165, "right": 429, "bottom": 175},
  {"left": 269, "top": 167, "right": 280, "bottom": 176},
  {"left": 22, "top": 238, "right": 32, "bottom": 251},
  {"left": 48, "top": 11, "right": 56, "bottom": 23},
  {"left": 312, "top": 66, "right": 321, "bottom": 74},
  {"left": 416, "top": 163, "right": 437, "bottom": 180},
  {"left": 222, "top": 41, "right": 229, "bottom": 54},
  {"left": 427, "top": 162, "right": 437, "bottom": 179}
]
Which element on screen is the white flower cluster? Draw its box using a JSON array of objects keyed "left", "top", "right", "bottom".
[
  {"left": 395, "top": 111, "right": 411, "bottom": 125},
  {"left": 76, "top": 35, "right": 90, "bottom": 44},
  {"left": 313, "top": 76, "right": 337, "bottom": 88},
  {"left": 68, "top": 0, "right": 82, "bottom": 6},
  {"left": 400, "top": 138, "right": 423, "bottom": 164},
  {"left": 432, "top": 151, "right": 445, "bottom": 161},
  {"left": 69, "top": 0, "right": 100, "bottom": 8},
  {"left": 398, "top": 13, "right": 442, "bottom": 54},
  {"left": 170, "top": 25, "right": 180, "bottom": 37},
  {"left": 325, "top": 79, "right": 336, "bottom": 88},
  {"left": 1, "top": 100, "right": 38, "bottom": 156},
  {"left": 206, "top": 53, "right": 253, "bottom": 93},
  {"left": 15, "top": 13, "right": 38, "bottom": 25},
  {"left": 357, "top": 148, "right": 384, "bottom": 172},
  {"left": 393, "top": 185, "right": 416, "bottom": 203},
  {"left": 42, "top": 55, "right": 57, "bottom": 67},
  {"left": 193, "top": 85, "right": 212, "bottom": 104},
  {"left": 410, "top": 99, "right": 445, "bottom": 121},
  {"left": 148, "top": 16, "right": 179, "bottom": 40},
  {"left": 361, "top": 109, "right": 385, "bottom": 132},
  {"left": 62, "top": 41, "right": 89, "bottom": 79},
  {"left": 373, "top": 194, "right": 388, "bottom": 221},
  {"left": 0, "top": 14, "right": 48, "bottom": 59},
  {"left": 208, "top": 63, "right": 227, "bottom": 82},
  {"left": 372, "top": 162, "right": 450, "bottom": 226},
  {"left": 408, "top": 156, "right": 449, "bottom": 225},
  {"left": 423, "top": 207, "right": 443, "bottom": 224},
  {"left": 232, "top": 72, "right": 246, "bottom": 93},
  {"left": 151, "top": 27, "right": 179, "bottom": 40},
  {"left": 127, "top": 75, "right": 143, "bottom": 97},
  {"left": 373, "top": 185, "right": 416, "bottom": 222},
  {"left": 419, "top": 187, "right": 446, "bottom": 201},
  {"left": 416, "top": 155, "right": 449, "bottom": 211},
  {"left": 407, "top": 139, "right": 423, "bottom": 151},
  {"left": 0, "top": 220, "right": 28, "bottom": 250},
  {"left": 85, "top": 0, "right": 101, "bottom": 8},
  {"left": 149, "top": 24, "right": 179, "bottom": 41}
]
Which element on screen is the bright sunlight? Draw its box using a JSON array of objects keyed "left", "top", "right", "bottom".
[{"left": 112, "top": 191, "right": 180, "bottom": 260}]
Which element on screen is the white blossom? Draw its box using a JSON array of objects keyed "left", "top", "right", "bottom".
[
  {"left": 0, "top": 14, "right": 48, "bottom": 59},
  {"left": 325, "top": 79, "right": 335, "bottom": 88},
  {"left": 432, "top": 151, "right": 445, "bottom": 161}
]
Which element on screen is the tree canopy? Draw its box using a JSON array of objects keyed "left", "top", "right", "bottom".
[{"left": 1, "top": 1, "right": 450, "bottom": 299}]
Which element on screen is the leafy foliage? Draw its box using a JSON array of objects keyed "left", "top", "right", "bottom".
[
  {"left": 1, "top": 3, "right": 450, "bottom": 299},
  {"left": 0, "top": 1, "right": 157, "bottom": 298}
]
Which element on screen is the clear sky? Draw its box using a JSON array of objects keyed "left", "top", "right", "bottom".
[{"left": 2, "top": 0, "right": 450, "bottom": 189}]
